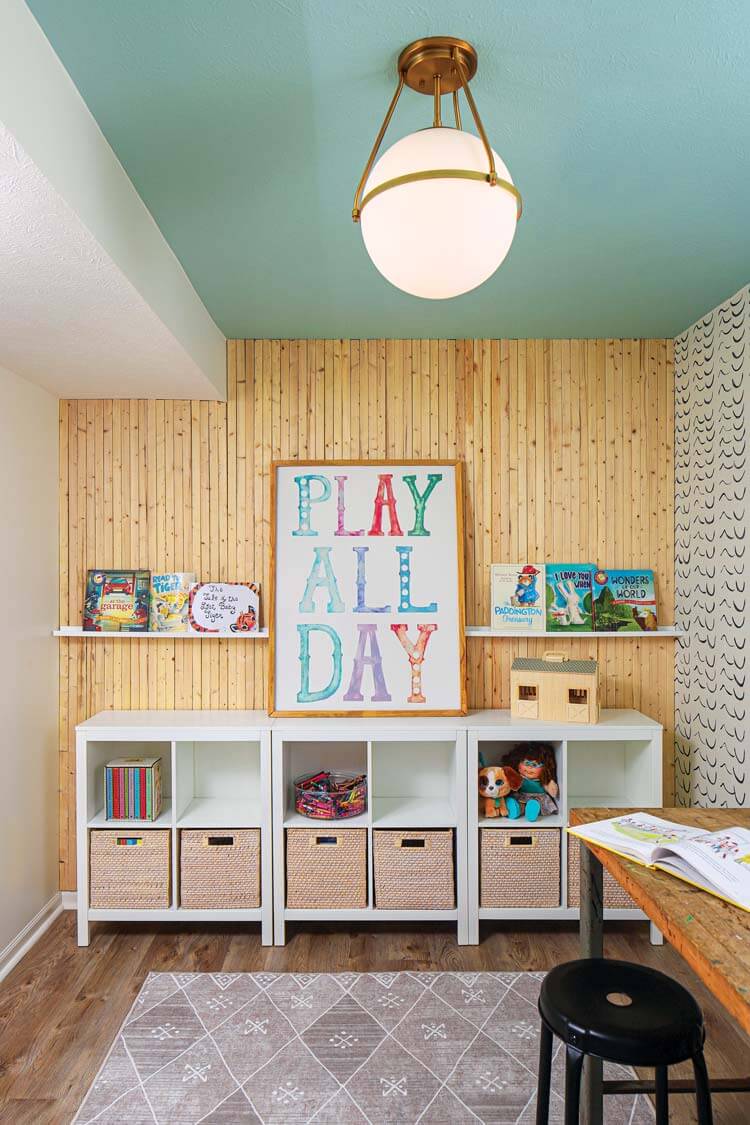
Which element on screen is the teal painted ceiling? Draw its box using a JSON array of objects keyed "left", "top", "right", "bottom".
[{"left": 26, "top": 0, "right": 750, "bottom": 338}]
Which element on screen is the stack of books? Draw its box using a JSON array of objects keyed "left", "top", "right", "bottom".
[{"left": 105, "top": 757, "right": 162, "bottom": 820}]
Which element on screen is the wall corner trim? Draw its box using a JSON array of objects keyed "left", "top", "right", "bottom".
[{"left": 0, "top": 893, "right": 64, "bottom": 984}]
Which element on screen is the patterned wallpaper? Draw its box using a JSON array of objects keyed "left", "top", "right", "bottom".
[{"left": 675, "top": 284, "right": 750, "bottom": 806}]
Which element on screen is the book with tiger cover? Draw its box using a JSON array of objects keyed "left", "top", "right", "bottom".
[{"left": 149, "top": 572, "right": 196, "bottom": 632}]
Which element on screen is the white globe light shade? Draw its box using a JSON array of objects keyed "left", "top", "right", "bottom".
[{"left": 360, "top": 127, "right": 518, "bottom": 299}]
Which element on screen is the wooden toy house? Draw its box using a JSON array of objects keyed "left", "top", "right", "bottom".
[{"left": 511, "top": 653, "right": 600, "bottom": 724}]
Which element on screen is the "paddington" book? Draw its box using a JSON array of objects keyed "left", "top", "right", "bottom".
[
  {"left": 149, "top": 572, "right": 196, "bottom": 632},
  {"left": 545, "top": 564, "right": 594, "bottom": 631},
  {"left": 592, "top": 568, "right": 657, "bottom": 631},
  {"left": 83, "top": 570, "right": 150, "bottom": 632},
  {"left": 568, "top": 813, "right": 750, "bottom": 913},
  {"left": 490, "top": 564, "right": 546, "bottom": 631}
]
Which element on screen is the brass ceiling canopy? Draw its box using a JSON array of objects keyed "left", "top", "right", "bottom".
[{"left": 398, "top": 36, "right": 478, "bottom": 95}]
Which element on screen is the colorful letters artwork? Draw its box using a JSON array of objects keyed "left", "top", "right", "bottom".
[{"left": 270, "top": 462, "right": 466, "bottom": 715}]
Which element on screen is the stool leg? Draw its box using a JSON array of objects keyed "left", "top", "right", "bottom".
[
  {"left": 564, "top": 1045, "right": 584, "bottom": 1125},
  {"left": 691, "top": 1049, "right": 714, "bottom": 1125},
  {"left": 535, "top": 1022, "right": 553, "bottom": 1125},
  {"left": 654, "top": 1066, "right": 668, "bottom": 1124}
]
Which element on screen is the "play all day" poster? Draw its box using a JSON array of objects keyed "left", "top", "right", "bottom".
[{"left": 270, "top": 461, "right": 466, "bottom": 716}]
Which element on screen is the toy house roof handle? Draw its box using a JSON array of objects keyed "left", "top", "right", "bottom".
[{"left": 543, "top": 651, "right": 566, "bottom": 663}]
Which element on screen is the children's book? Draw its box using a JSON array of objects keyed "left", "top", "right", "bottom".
[
  {"left": 568, "top": 813, "right": 750, "bottom": 913},
  {"left": 490, "top": 564, "right": 546, "bottom": 631},
  {"left": 545, "top": 564, "right": 594, "bottom": 631},
  {"left": 188, "top": 582, "right": 260, "bottom": 633},
  {"left": 149, "top": 572, "right": 196, "bottom": 632},
  {"left": 83, "top": 570, "right": 150, "bottom": 632},
  {"left": 593, "top": 568, "right": 657, "bottom": 632}
]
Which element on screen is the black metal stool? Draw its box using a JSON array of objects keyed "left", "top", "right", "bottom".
[{"left": 535, "top": 958, "right": 713, "bottom": 1124}]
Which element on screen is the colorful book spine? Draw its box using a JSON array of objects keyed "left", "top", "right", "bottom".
[{"left": 105, "top": 760, "right": 162, "bottom": 821}]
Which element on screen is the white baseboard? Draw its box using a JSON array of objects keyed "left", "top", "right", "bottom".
[
  {"left": 61, "top": 891, "right": 77, "bottom": 910},
  {"left": 0, "top": 893, "right": 64, "bottom": 983}
]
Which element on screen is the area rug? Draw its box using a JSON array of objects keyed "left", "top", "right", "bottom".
[{"left": 74, "top": 971, "right": 654, "bottom": 1123}]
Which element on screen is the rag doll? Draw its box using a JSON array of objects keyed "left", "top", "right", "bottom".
[{"left": 501, "top": 743, "right": 559, "bottom": 822}]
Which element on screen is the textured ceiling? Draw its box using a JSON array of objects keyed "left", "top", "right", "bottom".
[
  {"left": 25, "top": 0, "right": 750, "bottom": 339},
  {"left": 0, "top": 122, "right": 219, "bottom": 397}
]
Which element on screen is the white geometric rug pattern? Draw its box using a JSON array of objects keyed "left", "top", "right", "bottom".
[{"left": 74, "top": 970, "right": 654, "bottom": 1124}]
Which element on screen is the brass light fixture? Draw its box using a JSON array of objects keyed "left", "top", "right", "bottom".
[{"left": 353, "top": 37, "right": 522, "bottom": 300}]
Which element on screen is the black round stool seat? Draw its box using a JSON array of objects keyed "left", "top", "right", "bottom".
[{"left": 539, "top": 958, "right": 705, "bottom": 1067}]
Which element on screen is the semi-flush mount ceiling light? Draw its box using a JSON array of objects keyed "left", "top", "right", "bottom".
[{"left": 352, "top": 36, "right": 522, "bottom": 300}]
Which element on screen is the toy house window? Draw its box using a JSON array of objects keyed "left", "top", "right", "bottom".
[
  {"left": 519, "top": 685, "right": 537, "bottom": 700},
  {"left": 569, "top": 688, "right": 588, "bottom": 704}
]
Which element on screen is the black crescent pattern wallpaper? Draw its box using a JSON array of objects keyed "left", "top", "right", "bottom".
[{"left": 675, "top": 285, "right": 749, "bottom": 806}]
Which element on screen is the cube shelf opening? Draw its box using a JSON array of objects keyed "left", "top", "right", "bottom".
[
  {"left": 475, "top": 739, "right": 564, "bottom": 828},
  {"left": 370, "top": 739, "right": 460, "bottom": 828},
  {"left": 175, "top": 740, "right": 263, "bottom": 828},
  {"left": 567, "top": 738, "right": 656, "bottom": 810},
  {"left": 281, "top": 740, "right": 368, "bottom": 826},
  {"left": 85, "top": 740, "right": 172, "bottom": 827}
]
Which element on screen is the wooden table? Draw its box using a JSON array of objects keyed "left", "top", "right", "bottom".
[{"left": 571, "top": 807, "right": 750, "bottom": 1125}]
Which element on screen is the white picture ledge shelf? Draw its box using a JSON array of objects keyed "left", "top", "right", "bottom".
[
  {"left": 55, "top": 625, "right": 680, "bottom": 640},
  {"left": 54, "top": 626, "right": 269, "bottom": 638},
  {"left": 465, "top": 625, "right": 682, "bottom": 638}
]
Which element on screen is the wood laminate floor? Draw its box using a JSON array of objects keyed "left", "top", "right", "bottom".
[{"left": 0, "top": 914, "right": 748, "bottom": 1124}]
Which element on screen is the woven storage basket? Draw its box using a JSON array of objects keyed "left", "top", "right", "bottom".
[
  {"left": 286, "top": 828, "right": 367, "bottom": 909},
  {"left": 567, "top": 835, "right": 636, "bottom": 908},
  {"left": 180, "top": 828, "right": 260, "bottom": 908},
  {"left": 480, "top": 827, "right": 560, "bottom": 908},
  {"left": 373, "top": 829, "right": 455, "bottom": 910},
  {"left": 90, "top": 829, "right": 170, "bottom": 908}
]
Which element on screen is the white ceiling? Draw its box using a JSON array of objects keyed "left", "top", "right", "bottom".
[
  {"left": 0, "top": 123, "right": 225, "bottom": 399},
  {"left": 0, "top": 0, "right": 226, "bottom": 399}
]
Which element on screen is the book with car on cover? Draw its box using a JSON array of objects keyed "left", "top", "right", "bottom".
[
  {"left": 149, "top": 572, "right": 196, "bottom": 632},
  {"left": 83, "top": 570, "right": 150, "bottom": 632},
  {"left": 490, "top": 564, "right": 546, "bottom": 631},
  {"left": 568, "top": 813, "right": 750, "bottom": 913},
  {"left": 592, "top": 568, "right": 658, "bottom": 631},
  {"left": 545, "top": 564, "right": 594, "bottom": 631}
]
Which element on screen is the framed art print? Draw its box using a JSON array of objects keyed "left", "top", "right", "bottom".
[{"left": 269, "top": 460, "right": 466, "bottom": 716}]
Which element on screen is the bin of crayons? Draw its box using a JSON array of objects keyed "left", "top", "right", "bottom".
[{"left": 294, "top": 770, "right": 367, "bottom": 820}]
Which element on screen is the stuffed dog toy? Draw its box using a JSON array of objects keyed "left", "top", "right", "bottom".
[{"left": 478, "top": 765, "right": 522, "bottom": 818}]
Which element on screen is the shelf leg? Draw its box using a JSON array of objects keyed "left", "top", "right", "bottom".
[{"left": 649, "top": 922, "right": 664, "bottom": 946}]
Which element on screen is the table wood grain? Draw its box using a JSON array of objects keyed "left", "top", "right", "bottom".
[{"left": 570, "top": 807, "right": 750, "bottom": 1038}]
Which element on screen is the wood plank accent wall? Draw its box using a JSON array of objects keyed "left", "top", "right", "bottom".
[{"left": 58, "top": 338, "right": 675, "bottom": 889}]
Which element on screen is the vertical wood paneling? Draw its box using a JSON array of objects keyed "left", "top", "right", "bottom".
[{"left": 58, "top": 338, "right": 675, "bottom": 889}]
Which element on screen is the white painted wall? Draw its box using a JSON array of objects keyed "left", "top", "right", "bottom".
[{"left": 0, "top": 365, "right": 59, "bottom": 958}]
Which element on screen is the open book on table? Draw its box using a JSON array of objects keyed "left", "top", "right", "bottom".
[{"left": 568, "top": 813, "right": 750, "bottom": 913}]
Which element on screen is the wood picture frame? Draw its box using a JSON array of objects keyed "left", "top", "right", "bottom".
[{"left": 269, "top": 459, "right": 467, "bottom": 717}]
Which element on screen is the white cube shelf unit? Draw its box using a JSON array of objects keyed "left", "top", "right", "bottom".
[
  {"left": 466, "top": 709, "right": 663, "bottom": 944},
  {"left": 271, "top": 718, "right": 469, "bottom": 945},
  {"left": 76, "top": 711, "right": 273, "bottom": 945},
  {"left": 75, "top": 708, "right": 662, "bottom": 949}
]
